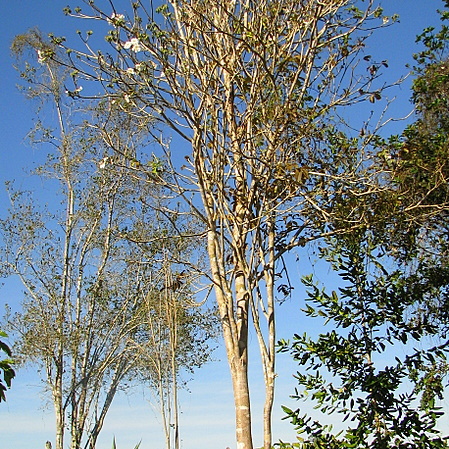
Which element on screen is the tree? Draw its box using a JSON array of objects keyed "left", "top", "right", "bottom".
[
  {"left": 0, "top": 331, "right": 15, "bottom": 404},
  {"left": 278, "top": 4, "right": 449, "bottom": 447},
  {"left": 3, "top": 30, "right": 215, "bottom": 449},
  {"left": 375, "top": 0, "right": 449, "bottom": 251},
  {"left": 369, "top": 0, "right": 449, "bottom": 314},
  {"left": 3, "top": 30, "right": 149, "bottom": 449},
  {"left": 133, "top": 251, "right": 217, "bottom": 449},
  {"left": 45, "top": 2, "right": 398, "bottom": 447},
  {"left": 278, "top": 232, "right": 449, "bottom": 448}
]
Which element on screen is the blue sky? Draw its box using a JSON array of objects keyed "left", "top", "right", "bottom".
[{"left": 0, "top": 1, "right": 447, "bottom": 449}]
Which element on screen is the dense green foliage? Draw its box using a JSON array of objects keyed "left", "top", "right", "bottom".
[{"left": 279, "top": 235, "right": 449, "bottom": 448}]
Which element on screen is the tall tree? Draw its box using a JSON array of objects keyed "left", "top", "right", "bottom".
[
  {"left": 48, "top": 2, "right": 397, "bottom": 447},
  {"left": 3, "top": 30, "right": 152, "bottom": 449}
]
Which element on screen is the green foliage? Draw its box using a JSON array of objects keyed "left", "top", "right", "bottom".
[
  {"left": 279, "top": 234, "right": 449, "bottom": 448},
  {"left": 0, "top": 331, "right": 15, "bottom": 403},
  {"left": 271, "top": 8, "right": 449, "bottom": 446},
  {"left": 396, "top": 1, "right": 449, "bottom": 215},
  {"left": 398, "top": 58, "right": 449, "bottom": 214},
  {"left": 413, "top": 1, "right": 449, "bottom": 67},
  {"left": 364, "top": 1, "right": 449, "bottom": 263}
]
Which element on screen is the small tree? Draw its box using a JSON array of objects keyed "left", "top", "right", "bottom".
[
  {"left": 133, "top": 251, "right": 217, "bottom": 449},
  {"left": 279, "top": 231, "right": 449, "bottom": 449}
]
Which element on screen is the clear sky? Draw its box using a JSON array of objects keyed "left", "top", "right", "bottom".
[{"left": 0, "top": 1, "right": 447, "bottom": 449}]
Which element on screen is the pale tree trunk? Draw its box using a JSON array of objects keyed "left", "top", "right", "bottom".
[
  {"left": 231, "top": 358, "right": 253, "bottom": 449},
  {"left": 158, "top": 355, "right": 171, "bottom": 449},
  {"left": 169, "top": 293, "right": 180, "bottom": 449},
  {"left": 251, "top": 216, "right": 277, "bottom": 449},
  {"left": 206, "top": 224, "right": 253, "bottom": 449},
  {"left": 233, "top": 264, "right": 252, "bottom": 449},
  {"left": 53, "top": 378, "right": 65, "bottom": 449},
  {"left": 54, "top": 62, "right": 72, "bottom": 449},
  {"left": 87, "top": 370, "right": 123, "bottom": 449}
]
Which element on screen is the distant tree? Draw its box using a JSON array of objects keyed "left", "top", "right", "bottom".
[
  {"left": 49, "top": 2, "right": 399, "bottom": 447},
  {"left": 3, "top": 30, "right": 215, "bottom": 449},
  {"left": 377, "top": 0, "right": 449, "bottom": 246},
  {"left": 133, "top": 249, "right": 217, "bottom": 449},
  {"left": 0, "top": 331, "right": 15, "bottom": 403},
  {"left": 372, "top": 0, "right": 449, "bottom": 318}
]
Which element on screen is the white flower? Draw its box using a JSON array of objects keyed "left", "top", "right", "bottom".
[
  {"left": 123, "top": 37, "right": 143, "bottom": 53},
  {"left": 99, "top": 157, "right": 109, "bottom": 169},
  {"left": 107, "top": 12, "right": 125, "bottom": 25},
  {"left": 126, "top": 67, "right": 135, "bottom": 75},
  {"left": 37, "top": 50, "right": 46, "bottom": 64}
]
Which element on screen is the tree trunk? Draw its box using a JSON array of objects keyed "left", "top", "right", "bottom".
[
  {"left": 231, "top": 359, "right": 253, "bottom": 449},
  {"left": 53, "top": 376, "right": 65, "bottom": 449},
  {"left": 263, "top": 222, "right": 276, "bottom": 449},
  {"left": 208, "top": 226, "right": 253, "bottom": 449}
]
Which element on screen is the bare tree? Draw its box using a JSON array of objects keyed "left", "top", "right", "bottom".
[{"left": 48, "top": 2, "right": 399, "bottom": 447}]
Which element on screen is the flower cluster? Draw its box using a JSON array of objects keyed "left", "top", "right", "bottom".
[
  {"left": 37, "top": 49, "right": 54, "bottom": 64},
  {"left": 99, "top": 156, "right": 114, "bottom": 169},
  {"left": 123, "top": 37, "right": 143, "bottom": 53},
  {"left": 125, "top": 62, "right": 147, "bottom": 76},
  {"left": 107, "top": 12, "right": 125, "bottom": 25},
  {"left": 37, "top": 50, "right": 46, "bottom": 64}
]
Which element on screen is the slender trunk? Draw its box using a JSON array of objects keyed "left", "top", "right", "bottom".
[
  {"left": 207, "top": 227, "right": 253, "bottom": 449},
  {"left": 263, "top": 220, "right": 276, "bottom": 449},
  {"left": 160, "top": 367, "right": 171, "bottom": 449},
  {"left": 51, "top": 362, "right": 65, "bottom": 449},
  {"left": 173, "top": 377, "right": 180, "bottom": 449},
  {"left": 170, "top": 295, "right": 180, "bottom": 449},
  {"left": 86, "top": 373, "right": 121, "bottom": 449},
  {"left": 263, "top": 374, "right": 275, "bottom": 449},
  {"left": 47, "top": 61, "right": 71, "bottom": 449}
]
